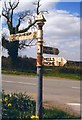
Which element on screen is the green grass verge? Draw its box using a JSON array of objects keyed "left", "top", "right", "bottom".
[
  {"left": 2, "top": 69, "right": 80, "bottom": 80},
  {"left": 2, "top": 91, "right": 80, "bottom": 119},
  {"left": 44, "top": 73, "right": 80, "bottom": 80},
  {"left": 2, "top": 70, "right": 36, "bottom": 76}
]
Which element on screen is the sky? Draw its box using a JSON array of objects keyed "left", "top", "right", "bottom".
[
  {"left": 2, "top": 0, "right": 81, "bottom": 61},
  {"left": 56, "top": 2, "right": 80, "bottom": 13}
]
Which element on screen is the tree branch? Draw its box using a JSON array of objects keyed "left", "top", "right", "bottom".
[
  {"left": 19, "top": 39, "right": 36, "bottom": 49},
  {"left": 2, "top": 35, "right": 9, "bottom": 49},
  {"left": 18, "top": 20, "right": 36, "bottom": 33},
  {"left": 16, "top": 18, "right": 21, "bottom": 29},
  {"left": 37, "top": 0, "right": 41, "bottom": 15},
  {"left": 9, "top": 0, "right": 19, "bottom": 10},
  {"left": 15, "top": 10, "right": 31, "bottom": 29},
  {"left": 33, "top": 0, "right": 41, "bottom": 15},
  {"left": 2, "top": 12, "right": 9, "bottom": 20}
]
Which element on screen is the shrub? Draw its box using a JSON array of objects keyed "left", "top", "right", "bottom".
[{"left": 2, "top": 91, "right": 35, "bottom": 119}]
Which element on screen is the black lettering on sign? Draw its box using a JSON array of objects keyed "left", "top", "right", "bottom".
[{"left": 43, "top": 46, "right": 59, "bottom": 55}]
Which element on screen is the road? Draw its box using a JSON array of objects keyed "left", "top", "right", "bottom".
[{"left": 2, "top": 74, "right": 80, "bottom": 115}]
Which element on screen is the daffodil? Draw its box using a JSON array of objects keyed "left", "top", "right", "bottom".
[
  {"left": 31, "top": 115, "right": 35, "bottom": 119},
  {"left": 8, "top": 103, "right": 12, "bottom": 107},
  {"left": 4, "top": 97, "right": 8, "bottom": 102},
  {"left": 35, "top": 115, "right": 39, "bottom": 119},
  {"left": 31, "top": 115, "right": 39, "bottom": 119},
  {"left": 9, "top": 94, "right": 12, "bottom": 97}
]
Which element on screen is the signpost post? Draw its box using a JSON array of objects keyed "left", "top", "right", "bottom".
[{"left": 35, "top": 14, "right": 46, "bottom": 120}]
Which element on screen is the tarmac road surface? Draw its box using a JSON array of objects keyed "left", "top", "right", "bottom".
[{"left": 2, "top": 74, "right": 81, "bottom": 115}]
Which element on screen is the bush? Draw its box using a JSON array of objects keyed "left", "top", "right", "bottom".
[
  {"left": 2, "top": 56, "right": 36, "bottom": 72},
  {"left": 2, "top": 91, "right": 35, "bottom": 119}
]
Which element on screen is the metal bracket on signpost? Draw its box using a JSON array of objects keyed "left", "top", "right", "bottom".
[{"left": 35, "top": 14, "right": 46, "bottom": 120}]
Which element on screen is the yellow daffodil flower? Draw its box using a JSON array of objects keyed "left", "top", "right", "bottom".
[
  {"left": 4, "top": 98, "right": 8, "bottom": 102},
  {"left": 35, "top": 115, "right": 39, "bottom": 119},
  {"left": 31, "top": 115, "right": 39, "bottom": 119},
  {"left": 31, "top": 115, "right": 35, "bottom": 119},
  {"left": 9, "top": 94, "right": 12, "bottom": 97},
  {"left": 8, "top": 103, "right": 12, "bottom": 107}
]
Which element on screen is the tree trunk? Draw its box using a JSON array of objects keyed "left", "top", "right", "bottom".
[
  {"left": 9, "top": 27, "right": 19, "bottom": 68},
  {"left": 2, "top": 27, "right": 19, "bottom": 68},
  {"left": 8, "top": 41, "right": 19, "bottom": 68}
]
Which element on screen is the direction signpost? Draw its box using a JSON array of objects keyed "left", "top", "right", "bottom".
[
  {"left": 43, "top": 57, "right": 67, "bottom": 66},
  {"left": 9, "top": 13, "right": 67, "bottom": 120},
  {"left": 9, "top": 14, "right": 46, "bottom": 120},
  {"left": 43, "top": 46, "right": 59, "bottom": 55},
  {"left": 10, "top": 31, "right": 37, "bottom": 41}
]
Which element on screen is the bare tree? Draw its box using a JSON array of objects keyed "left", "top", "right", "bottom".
[
  {"left": 2, "top": 0, "right": 34, "bottom": 67},
  {"left": 2, "top": 0, "right": 44, "bottom": 67},
  {"left": 2, "top": 0, "right": 37, "bottom": 34}
]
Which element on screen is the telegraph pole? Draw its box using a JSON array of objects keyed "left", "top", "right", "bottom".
[{"left": 35, "top": 14, "right": 46, "bottom": 120}]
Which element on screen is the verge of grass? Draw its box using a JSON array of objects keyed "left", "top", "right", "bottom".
[
  {"left": 44, "top": 73, "right": 80, "bottom": 80},
  {"left": 42, "top": 108, "right": 80, "bottom": 119},
  {"left": 2, "top": 69, "right": 36, "bottom": 76},
  {"left": 2, "top": 69, "right": 80, "bottom": 80}
]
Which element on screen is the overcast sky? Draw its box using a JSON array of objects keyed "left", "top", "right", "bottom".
[{"left": 2, "top": 0, "right": 80, "bottom": 61}]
